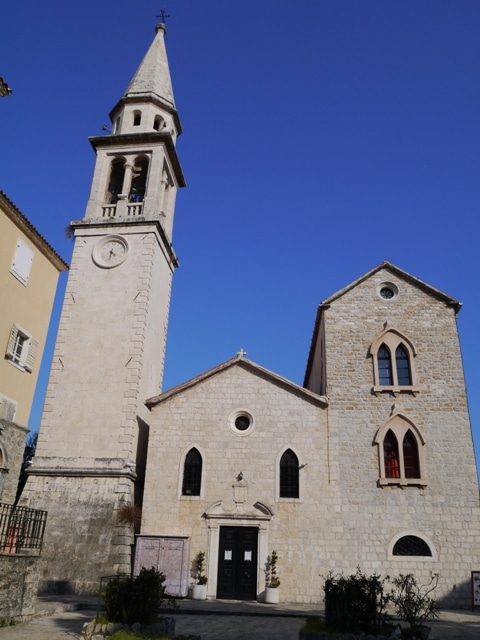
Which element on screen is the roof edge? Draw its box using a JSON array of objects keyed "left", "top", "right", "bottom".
[
  {"left": 322, "top": 260, "right": 461, "bottom": 311},
  {"left": 0, "top": 190, "right": 69, "bottom": 272},
  {"left": 146, "top": 355, "right": 328, "bottom": 409}
]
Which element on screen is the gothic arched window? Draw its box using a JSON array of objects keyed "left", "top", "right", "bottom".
[
  {"left": 182, "top": 448, "right": 202, "bottom": 496},
  {"left": 280, "top": 449, "right": 299, "bottom": 498},
  {"left": 375, "top": 415, "right": 425, "bottom": 487},
  {"left": 384, "top": 430, "right": 400, "bottom": 478},
  {"left": 395, "top": 345, "right": 412, "bottom": 385},
  {"left": 403, "top": 430, "right": 420, "bottom": 478},
  {"left": 378, "top": 345, "right": 393, "bottom": 385},
  {"left": 371, "top": 329, "right": 417, "bottom": 391}
]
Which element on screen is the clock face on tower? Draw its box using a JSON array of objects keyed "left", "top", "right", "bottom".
[{"left": 92, "top": 235, "right": 129, "bottom": 268}]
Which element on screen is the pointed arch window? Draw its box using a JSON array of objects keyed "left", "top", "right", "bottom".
[
  {"left": 133, "top": 110, "right": 142, "bottom": 126},
  {"left": 395, "top": 345, "right": 411, "bottom": 385},
  {"left": 280, "top": 449, "right": 299, "bottom": 498},
  {"left": 375, "top": 415, "right": 426, "bottom": 487},
  {"left": 403, "top": 430, "right": 420, "bottom": 478},
  {"left": 378, "top": 346, "right": 393, "bottom": 385},
  {"left": 384, "top": 430, "right": 400, "bottom": 478},
  {"left": 182, "top": 448, "right": 202, "bottom": 496},
  {"left": 371, "top": 329, "right": 417, "bottom": 393}
]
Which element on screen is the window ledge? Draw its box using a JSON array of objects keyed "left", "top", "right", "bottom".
[
  {"left": 5, "top": 358, "right": 26, "bottom": 373},
  {"left": 378, "top": 478, "right": 427, "bottom": 489},
  {"left": 179, "top": 495, "right": 202, "bottom": 500},
  {"left": 372, "top": 385, "right": 419, "bottom": 397}
]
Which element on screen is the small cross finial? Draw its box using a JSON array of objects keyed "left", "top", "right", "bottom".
[
  {"left": 156, "top": 7, "right": 170, "bottom": 22},
  {"left": 237, "top": 348, "right": 247, "bottom": 358}
]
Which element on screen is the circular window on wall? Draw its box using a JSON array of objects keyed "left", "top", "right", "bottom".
[
  {"left": 229, "top": 410, "right": 255, "bottom": 435},
  {"left": 378, "top": 282, "right": 398, "bottom": 300}
]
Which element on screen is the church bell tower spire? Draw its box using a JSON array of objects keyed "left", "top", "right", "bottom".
[{"left": 22, "top": 23, "right": 185, "bottom": 593}]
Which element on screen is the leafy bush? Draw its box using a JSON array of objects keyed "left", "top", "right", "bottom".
[
  {"left": 390, "top": 573, "right": 439, "bottom": 635},
  {"left": 191, "top": 551, "right": 208, "bottom": 585},
  {"left": 265, "top": 550, "right": 281, "bottom": 588},
  {"left": 323, "top": 567, "right": 390, "bottom": 634},
  {"left": 103, "top": 567, "right": 175, "bottom": 625}
]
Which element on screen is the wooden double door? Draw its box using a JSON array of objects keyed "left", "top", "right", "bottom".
[{"left": 216, "top": 526, "right": 258, "bottom": 600}]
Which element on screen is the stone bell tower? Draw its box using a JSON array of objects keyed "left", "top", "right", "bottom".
[{"left": 22, "top": 22, "right": 185, "bottom": 593}]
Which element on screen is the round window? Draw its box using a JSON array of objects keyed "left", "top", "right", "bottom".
[
  {"left": 378, "top": 282, "right": 398, "bottom": 300},
  {"left": 235, "top": 415, "right": 250, "bottom": 431},
  {"left": 229, "top": 410, "right": 255, "bottom": 435}
]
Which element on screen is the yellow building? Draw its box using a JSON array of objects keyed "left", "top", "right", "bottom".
[{"left": 0, "top": 190, "right": 68, "bottom": 503}]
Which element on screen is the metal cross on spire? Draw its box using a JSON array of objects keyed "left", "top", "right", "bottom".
[{"left": 156, "top": 7, "right": 170, "bottom": 23}]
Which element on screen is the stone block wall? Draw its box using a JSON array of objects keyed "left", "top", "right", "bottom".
[
  {"left": 0, "top": 554, "right": 41, "bottom": 620},
  {"left": 0, "top": 419, "right": 27, "bottom": 504}
]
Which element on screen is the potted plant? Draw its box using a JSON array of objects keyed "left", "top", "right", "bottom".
[
  {"left": 264, "top": 550, "right": 281, "bottom": 604},
  {"left": 390, "top": 573, "right": 439, "bottom": 639},
  {"left": 191, "top": 551, "right": 208, "bottom": 600}
]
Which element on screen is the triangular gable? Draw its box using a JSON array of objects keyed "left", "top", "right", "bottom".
[
  {"left": 146, "top": 355, "right": 328, "bottom": 409},
  {"left": 321, "top": 260, "right": 461, "bottom": 310},
  {"left": 304, "top": 261, "right": 461, "bottom": 387}
]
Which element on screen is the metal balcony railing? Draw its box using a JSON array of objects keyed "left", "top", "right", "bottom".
[{"left": 0, "top": 502, "right": 47, "bottom": 554}]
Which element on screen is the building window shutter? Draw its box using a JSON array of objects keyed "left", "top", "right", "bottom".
[
  {"left": 24, "top": 338, "right": 38, "bottom": 372},
  {"left": 5, "top": 324, "right": 36, "bottom": 373},
  {"left": 5, "top": 325, "right": 18, "bottom": 359},
  {"left": 11, "top": 239, "right": 34, "bottom": 285}
]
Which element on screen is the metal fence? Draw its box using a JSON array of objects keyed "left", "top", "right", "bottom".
[{"left": 0, "top": 502, "right": 47, "bottom": 554}]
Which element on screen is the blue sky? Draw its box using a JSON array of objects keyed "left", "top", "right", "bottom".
[{"left": 2, "top": 1, "right": 479, "bottom": 468}]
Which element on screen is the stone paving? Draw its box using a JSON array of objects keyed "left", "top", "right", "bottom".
[{"left": 1, "top": 595, "right": 480, "bottom": 639}]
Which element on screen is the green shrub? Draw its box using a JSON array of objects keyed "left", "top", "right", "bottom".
[
  {"left": 103, "top": 567, "right": 175, "bottom": 626},
  {"left": 323, "top": 567, "right": 390, "bottom": 634},
  {"left": 390, "top": 573, "right": 439, "bottom": 634}
]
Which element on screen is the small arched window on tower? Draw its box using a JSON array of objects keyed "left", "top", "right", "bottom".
[
  {"left": 182, "top": 447, "right": 202, "bottom": 496},
  {"left": 153, "top": 115, "right": 164, "bottom": 131},
  {"left": 279, "top": 449, "right": 299, "bottom": 499},
  {"left": 133, "top": 110, "right": 142, "bottom": 126},
  {"left": 106, "top": 158, "right": 125, "bottom": 204},
  {"left": 129, "top": 157, "right": 149, "bottom": 203}
]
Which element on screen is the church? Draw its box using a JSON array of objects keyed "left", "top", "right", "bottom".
[{"left": 22, "top": 22, "right": 480, "bottom": 608}]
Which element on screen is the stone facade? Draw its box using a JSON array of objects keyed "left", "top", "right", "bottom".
[
  {"left": 0, "top": 554, "right": 41, "bottom": 620},
  {"left": 304, "top": 264, "right": 480, "bottom": 607},
  {"left": 139, "top": 264, "right": 480, "bottom": 608},
  {"left": 0, "top": 419, "right": 28, "bottom": 504}
]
